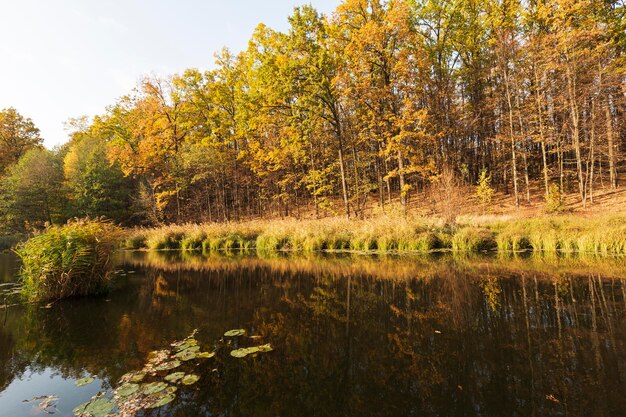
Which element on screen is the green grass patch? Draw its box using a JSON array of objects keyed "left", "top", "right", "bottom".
[{"left": 16, "top": 219, "right": 123, "bottom": 302}]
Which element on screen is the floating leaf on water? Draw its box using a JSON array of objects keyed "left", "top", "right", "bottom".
[
  {"left": 154, "top": 360, "right": 181, "bottom": 371},
  {"left": 145, "top": 392, "right": 176, "bottom": 409},
  {"left": 230, "top": 347, "right": 253, "bottom": 358},
  {"left": 174, "top": 349, "right": 197, "bottom": 361},
  {"left": 230, "top": 344, "right": 274, "bottom": 358},
  {"left": 173, "top": 340, "right": 199, "bottom": 353},
  {"left": 196, "top": 351, "right": 215, "bottom": 359},
  {"left": 73, "top": 397, "right": 115, "bottom": 417},
  {"left": 147, "top": 350, "right": 170, "bottom": 363},
  {"left": 224, "top": 329, "right": 246, "bottom": 337},
  {"left": 141, "top": 382, "right": 169, "bottom": 395},
  {"left": 165, "top": 386, "right": 178, "bottom": 394},
  {"left": 116, "top": 383, "right": 139, "bottom": 397},
  {"left": 256, "top": 343, "right": 273, "bottom": 352},
  {"left": 121, "top": 371, "right": 146, "bottom": 383},
  {"left": 181, "top": 374, "right": 200, "bottom": 385},
  {"left": 164, "top": 372, "right": 185, "bottom": 383},
  {"left": 75, "top": 377, "right": 95, "bottom": 387}
]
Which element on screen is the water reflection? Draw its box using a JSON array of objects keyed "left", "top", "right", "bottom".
[{"left": 0, "top": 251, "right": 624, "bottom": 416}]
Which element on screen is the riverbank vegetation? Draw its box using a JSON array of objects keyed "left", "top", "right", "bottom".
[
  {"left": 16, "top": 219, "right": 122, "bottom": 302},
  {"left": 126, "top": 213, "right": 626, "bottom": 255},
  {"left": 1, "top": 0, "right": 625, "bottom": 237}
]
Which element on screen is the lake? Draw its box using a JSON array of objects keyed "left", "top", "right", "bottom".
[{"left": 0, "top": 250, "right": 625, "bottom": 417}]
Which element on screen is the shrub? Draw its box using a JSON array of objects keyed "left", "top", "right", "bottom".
[
  {"left": 475, "top": 168, "right": 495, "bottom": 208},
  {"left": 545, "top": 184, "right": 563, "bottom": 213},
  {"left": 16, "top": 219, "right": 123, "bottom": 302}
]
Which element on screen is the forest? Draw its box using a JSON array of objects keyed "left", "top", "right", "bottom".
[{"left": 1, "top": 0, "right": 625, "bottom": 233}]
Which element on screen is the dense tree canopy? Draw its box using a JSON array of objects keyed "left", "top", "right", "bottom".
[{"left": 1, "top": 0, "right": 625, "bottom": 228}]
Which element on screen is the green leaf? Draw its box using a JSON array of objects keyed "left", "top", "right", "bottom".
[
  {"left": 224, "top": 329, "right": 246, "bottom": 337},
  {"left": 116, "top": 383, "right": 139, "bottom": 397},
  {"left": 164, "top": 372, "right": 185, "bottom": 383},
  {"left": 196, "top": 351, "right": 215, "bottom": 359},
  {"left": 154, "top": 360, "right": 181, "bottom": 371},
  {"left": 145, "top": 392, "right": 176, "bottom": 409},
  {"left": 230, "top": 344, "right": 273, "bottom": 358},
  {"left": 174, "top": 349, "right": 197, "bottom": 361},
  {"left": 181, "top": 374, "right": 200, "bottom": 385},
  {"left": 141, "top": 382, "right": 169, "bottom": 395},
  {"left": 121, "top": 371, "right": 146, "bottom": 383},
  {"left": 73, "top": 397, "right": 115, "bottom": 417},
  {"left": 75, "top": 377, "right": 95, "bottom": 387}
]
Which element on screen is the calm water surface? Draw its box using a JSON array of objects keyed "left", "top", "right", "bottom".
[{"left": 0, "top": 251, "right": 625, "bottom": 417}]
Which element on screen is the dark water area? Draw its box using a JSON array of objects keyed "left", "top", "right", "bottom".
[{"left": 0, "top": 250, "right": 625, "bottom": 417}]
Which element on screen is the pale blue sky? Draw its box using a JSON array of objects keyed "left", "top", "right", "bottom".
[{"left": 0, "top": 0, "right": 341, "bottom": 147}]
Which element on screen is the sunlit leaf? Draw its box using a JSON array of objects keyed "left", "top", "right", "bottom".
[
  {"left": 224, "top": 329, "right": 246, "bottom": 337},
  {"left": 164, "top": 372, "right": 185, "bottom": 383},
  {"left": 154, "top": 360, "right": 181, "bottom": 371},
  {"left": 141, "top": 382, "right": 169, "bottom": 395},
  {"left": 145, "top": 392, "right": 176, "bottom": 409},
  {"left": 116, "top": 383, "right": 139, "bottom": 397},
  {"left": 174, "top": 349, "right": 197, "bottom": 361},
  {"left": 75, "top": 377, "right": 95, "bottom": 387},
  {"left": 181, "top": 374, "right": 200, "bottom": 385},
  {"left": 73, "top": 397, "right": 115, "bottom": 417}
]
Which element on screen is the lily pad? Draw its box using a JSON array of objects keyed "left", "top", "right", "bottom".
[
  {"left": 146, "top": 350, "right": 169, "bottom": 363},
  {"left": 181, "top": 374, "right": 200, "bottom": 385},
  {"left": 256, "top": 343, "right": 274, "bottom": 352},
  {"left": 197, "top": 351, "right": 215, "bottom": 359},
  {"left": 154, "top": 360, "right": 181, "bottom": 371},
  {"left": 141, "top": 381, "right": 169, "bottom": 395},
  {"left": 230, "top": 347, "right": 254, "bottom": 358},
  {"left": 230, "top": 344, "right": 274, "bottom": 358},
  {"left": 174, "top": 349, "right": 197, "bottom": 361},
  {"left": 164, "top": 372, "right": 185, "bottom": 383},
  {"left": 174, "top": 340, "right": 199, "bottom": 352},
  {"left": 116, "top": 383, "right": 139, "bottom": 397},
  {"left": 224, "top": 329, "right": 246, "bottom": 337},
  {"left": 73, "top": 397, "right": 115, "bottom": 417},
  {"left": 75, "top": 377, "right": 95, "bottom": 387},
  {"left": 145, "top": 392, "right": 176, "bottom": 409},
  {"left": 121, "top": 371, "right": 146, "bottom": 383}
]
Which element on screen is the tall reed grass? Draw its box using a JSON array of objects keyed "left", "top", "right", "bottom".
[
  {"left": 123, "top": 213, "right": 626, "bottom": 256},
  {"left": 16, "top": 219, "right": 123, "bottom": 302}
]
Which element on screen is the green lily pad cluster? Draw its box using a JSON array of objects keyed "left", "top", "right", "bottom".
[
  {"left": 74, "top": 331, "right": 215, "bottom": 417},
  {"left": 71, "top": 329, "right": 274, "bottom": 416}
]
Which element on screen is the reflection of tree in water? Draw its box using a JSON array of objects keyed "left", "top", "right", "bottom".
[{"left": 0, "top": 252, "right": 624, "bottom": 416}]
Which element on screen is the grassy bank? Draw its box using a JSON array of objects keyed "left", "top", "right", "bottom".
[{"left": 124, "top": 214, "right": 626, "bottom": 255}]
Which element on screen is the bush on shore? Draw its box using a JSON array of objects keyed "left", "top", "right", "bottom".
[{"left": 16, "top": 219, "right": 123, "bottom": 302}]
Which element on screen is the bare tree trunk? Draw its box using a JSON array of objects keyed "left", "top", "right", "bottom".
[
  {"left": 565, "top": 63, "right": 586, "bottom": 207},
  {"left": 534, "top": 67, "right": 550, "bottom": 197},
  {"left": 504, "top": 69, "right": 520, "bottom": 208},
  {"left": 605, "top": 96, "right": 617, "bottom": 189},
  {"left": 397, "top": 150, "right": 407, "bottom": 210},
  {"left": 338, "top": 145, "right": 350, "bottom": 218}
]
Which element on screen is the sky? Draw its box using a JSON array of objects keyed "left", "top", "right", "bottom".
[{"left": 0, "top": 0, "right": 341, "bottom": 148}]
